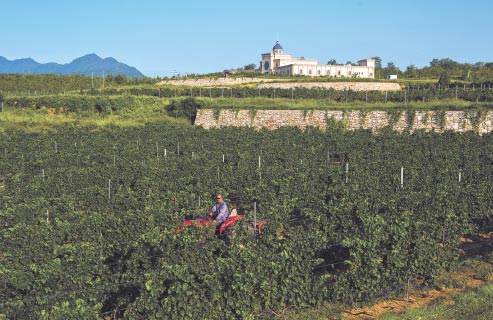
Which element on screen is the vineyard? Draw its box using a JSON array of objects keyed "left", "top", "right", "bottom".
[
  {"left": 1, "top": 123, "right": 492, "bottom": 318},
  {"left": 3, "top": 84, "right": 493, "bottom": 104}
]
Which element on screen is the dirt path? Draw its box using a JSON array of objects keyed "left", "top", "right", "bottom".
[
  {"left": 156, "top": 78, "right": 401, "bottom": 91},
  {"left": 156, "top": 77, "right": 282, "bottom": 87}
]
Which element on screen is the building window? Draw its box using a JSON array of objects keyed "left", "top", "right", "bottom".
[
  {"left": 327, "top": 70, "right": 330, "bottom": 75},
  {"left": 338, "top": 70, "right": 341, "bottom": 76},
  {"left": 308, "top": 69, "right": 312, "bottom": 75},
  {"left": 318, "top": 70, "right": 321, "bottom": 75},
  {"left": 300, "top": 69, "right": 303, "bottom": 75}
]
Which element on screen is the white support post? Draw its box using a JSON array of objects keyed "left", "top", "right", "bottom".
[
  {"left": 108, "top": 179, "right": 111, "bottom": 199},
  {"left": 345, "top": 162, "right": 349, "bottom": 183},
  {"left": 401, "top": 167, "right": 404, "bottom": 187},
  {"left": 254, "top": 202, "right": 257, "bottom": 236}
]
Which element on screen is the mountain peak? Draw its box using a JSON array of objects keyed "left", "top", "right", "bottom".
[
  {"left": 70, "top": 53, "right": 102, "bottom": 64},
  {"left": 0, "top": 54, "right": 144, "bottom": 78}
]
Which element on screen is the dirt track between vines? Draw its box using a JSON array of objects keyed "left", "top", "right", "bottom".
[{"left": 157, "top": 78, "right": 402, "bottom": 91}]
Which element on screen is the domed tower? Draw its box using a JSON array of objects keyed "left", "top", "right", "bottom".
[
  {"left": 261, "top": 41, "right": 290, "bottom": 74},
  {"left": 273, "top": 41, "right": 283, "bottom": 54}
]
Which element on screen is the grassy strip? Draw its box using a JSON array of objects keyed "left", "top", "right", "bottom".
[
  {"left": 0, "top": 99, "right": 188, "bottom": 133},
  {"left": 192, "top": 97, "right": 493, "bottom": 111},
  {"left": 381, "top": 282, "right": 493, "bottom": 320}
]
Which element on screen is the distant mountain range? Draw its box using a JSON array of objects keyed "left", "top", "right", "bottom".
[{"left": 0, "top": 54, "right": 144, "bottom": 78}]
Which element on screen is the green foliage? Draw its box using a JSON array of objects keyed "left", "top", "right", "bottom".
[
  {"left": 213, "top": 108, "right": 221, "bottom": 121},
  {"left": 387, "top": 109, "right": 402, "bottom": 128},
  {"left": 436, "top": 110, "right": 447, "bottom": 129},
  {"left": 406, "top": 110, "right": 416, "bottom": 131},
  {"left": 438, "top": 72, "right": 450, "bottom": 87},
  {"left": 165, "top": 97, "right": 203, "bottom": 123},
  {"left": 0, "top": 124, "right": 492, "bottom": 318},
  {"left": 243, "top": 63, "right": 256, "bottom": 70}
]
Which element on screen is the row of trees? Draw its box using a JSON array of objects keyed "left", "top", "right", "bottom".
[
  {"left": 0, "top": 74, "right": 161, "bottom": 93},
  {"left": 368, "top": 57, "right": 493, "bottom": 82}
]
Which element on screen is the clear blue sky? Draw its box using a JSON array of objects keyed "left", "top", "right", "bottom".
[{"left": 1, "top": 0, "right": 492, "bottom": 77}]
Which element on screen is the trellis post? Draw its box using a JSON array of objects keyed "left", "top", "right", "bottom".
[
  {"left": 345, "top": 162, "right": 349, "bottom": 183},
  {"left": 254, "top": 201, "right": 257, "bottom": 237},
  {"left": 401, "top": 167, "right": 404, "bottom": 187},
  {"left": 108, "top": 179, "right": 111, "bottom": 199}
]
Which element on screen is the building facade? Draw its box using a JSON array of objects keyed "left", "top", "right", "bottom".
[{"left": 260, "top": 42, "right": 375, "bottom": 78}]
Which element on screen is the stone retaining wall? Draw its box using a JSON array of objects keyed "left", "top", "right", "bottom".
[{"left": 195, "top": 109, "right": 493, "bottom": 134}]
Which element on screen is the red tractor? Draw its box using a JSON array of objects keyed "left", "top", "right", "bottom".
[{"left": 176, "top": 209, "right": 266, "bottom": 240}]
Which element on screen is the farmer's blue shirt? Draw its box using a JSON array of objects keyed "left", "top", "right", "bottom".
[{"left": 211, "top": 201, "right": 229, "bottom": 224}]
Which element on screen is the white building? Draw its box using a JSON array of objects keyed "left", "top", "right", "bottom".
[{"left": 260, "top": 41, "right": 375, "bottom": 78}]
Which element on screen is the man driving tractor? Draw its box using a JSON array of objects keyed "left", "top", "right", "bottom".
[{"left": 209, "top": 194, "right": 229, "bottom": 235}]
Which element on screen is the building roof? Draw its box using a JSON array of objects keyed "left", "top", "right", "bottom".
[{"left": 273, "top": 41, "right": 283, "bottom": 50}]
